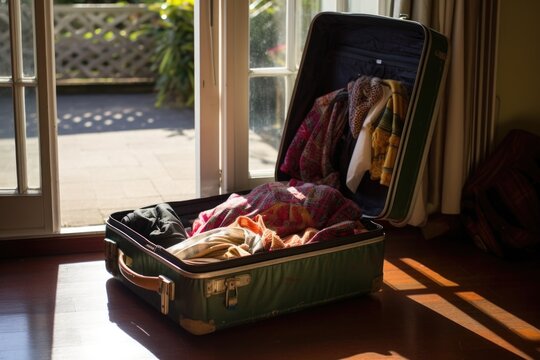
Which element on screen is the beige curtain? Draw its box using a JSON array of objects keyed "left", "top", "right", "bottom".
[{"left": 392, "top": 0, "right": 500, "bottom": 226}]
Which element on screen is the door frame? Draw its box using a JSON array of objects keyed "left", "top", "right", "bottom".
[{"left": 0, "top": 0, "right": 59, "bottom": 238}]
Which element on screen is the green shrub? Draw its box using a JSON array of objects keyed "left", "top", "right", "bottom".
[{"left": 146, "top": 0, "right": 194, "bottom": 108}]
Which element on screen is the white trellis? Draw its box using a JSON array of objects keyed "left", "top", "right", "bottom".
[
  {"left": 54, "top": 4, "right": 159, "bottom": 84},
  {"left": 0, "top": 4, "right": 159, "bottom": 84}
]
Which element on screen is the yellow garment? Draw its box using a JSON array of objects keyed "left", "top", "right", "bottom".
[{"left": 370, "top": 79, "right": 409, "bottom": 186}]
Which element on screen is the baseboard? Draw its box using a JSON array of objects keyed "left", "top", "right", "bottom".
[{"left": 1, "top": 232, "right": 104, "bottom": 259}]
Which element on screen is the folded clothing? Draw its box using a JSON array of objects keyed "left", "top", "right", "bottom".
[
  {"left": 190, "top": 180, "right": 363, "bottom": 238},
  {"left": 122, "top": 183, "right": 368, "bottom": 264},
  {"left": 121, "top": 203, "right": 187, "bottom": 248},
  {"left": 168, "top": 215, "right": 367, "bottom": 264},
  {"left": 167, "top": 223, "right": 262, "bottom": 265}
]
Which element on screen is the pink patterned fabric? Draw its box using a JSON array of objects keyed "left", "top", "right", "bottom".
[
  {"left": 280, "top": 76, "right": 384, "bottom": 187},
  {"left": 260, "top": 218, "right": 367, "bottom": 251},
  {"left": 190, "top": 180, "right": 363, "bottom": 238},
  {"left": 298, "top": 90, "right": 349, "bottom": 187},
  {"left": 170, "top": 214, "right": 367, "bottom": 264},
  {"left": 279, "top": 89, "right": 344, "bottom": 187}
]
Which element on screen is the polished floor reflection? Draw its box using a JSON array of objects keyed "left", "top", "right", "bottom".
[
  {"left": 1, "top": 227, "right": 538, "bottom": 359},
  {"left": 0, "top": 228, "right": 540, "bottom": 359}
]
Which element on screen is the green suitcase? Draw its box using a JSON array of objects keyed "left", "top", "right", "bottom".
[{"left": 105, "top": 12, "right": 448, "bottom": 335}]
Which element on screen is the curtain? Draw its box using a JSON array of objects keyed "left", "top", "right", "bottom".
[{"left": 392, "top": 0, "right": 500, "bottom": 226}]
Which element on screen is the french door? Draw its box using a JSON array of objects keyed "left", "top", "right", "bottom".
[{"left": 0, "top": 0, "right": 59, "bottom": 237}]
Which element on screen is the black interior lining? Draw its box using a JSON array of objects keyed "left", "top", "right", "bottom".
[{"left": 276, "top": 13, "right": 425, "bottom": 217}]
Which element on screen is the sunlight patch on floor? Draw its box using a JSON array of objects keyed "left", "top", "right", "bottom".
[
  {"left": 400, "top": 257, "right": 459, "bottom": 287},
  {"left": 52, "top": 261, "right": 156, "bottom": 359},
  {"left": 407, "top": 293, "right": 532, "bottom": 360},
  {"left": 384, "top": 258, "right": 537, "bottom": 359},
  {"left": 456, "top": 291, "right": 540, "bottom": 342}
]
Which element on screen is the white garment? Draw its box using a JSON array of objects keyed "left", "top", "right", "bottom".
[{"left": 346, "top": 85, "right": 392, "bottom": 193}]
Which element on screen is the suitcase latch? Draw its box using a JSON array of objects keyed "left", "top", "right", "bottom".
[
  {"left": 158, "top": 275, "right": 175, "bottom": 315},
  {"left": 104, "top": 238, "right": 118, "bottom": 276},
  {"left": 225, "top": 279, "right": 238, "bottom": 308},
  {"left": 205, "top": 274, "right": 251, "bottom": 309}
]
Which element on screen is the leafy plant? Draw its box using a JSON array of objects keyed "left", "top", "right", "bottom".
[{"left": 146, "top": 0, "right": 194, "bottom": 108}]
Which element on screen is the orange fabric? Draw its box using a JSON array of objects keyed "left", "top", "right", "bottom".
[{"left": 229, "top": 215, "right": 319, "bottom": 251}]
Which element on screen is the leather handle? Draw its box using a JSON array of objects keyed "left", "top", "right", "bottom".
[
  {"left": 118, "top": 249, "right": 161, "bottom": 292},
  {"left": 117, "top": 249, "right": 175, "bottom": 314}
]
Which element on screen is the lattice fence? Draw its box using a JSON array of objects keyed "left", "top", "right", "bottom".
[
  {"left": 0, "top": 4, "right": 159, "bottom": 84},
  {"left": 54, "top": 4, "right": 159, "bottom": 84}
]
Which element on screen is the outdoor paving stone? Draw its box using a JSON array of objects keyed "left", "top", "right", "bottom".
[
  {"left": 139, "top": 166, "right": 170, "bottom": 180},
  {"left": 61, "top": 198, "right": 99, "bottom": 212},
  {"left": 162, "top": 166, "right": 195, "bottom": 181},
  {"left": 85, "top": 166, "right": 149, "bottom": 182},
  {"left": 121, "top": 179, "right": 160, "bottom": 198},
  {"left": 58, "top": 171, "right": 94, "bottom": 187},
  {"left": 61, "top": 208, "right": 104, "bottom": 228},
  {"left": 150, "top": 178, "right": 196, "bottom": 198},
  {"left": 76, "top": 136, "right": 129, "bottom": 152},
  {"left": 59, "top": 183, "right": 96, "bottom": 201},
  {"left": 77, "top": 152, "right": 114, "bottom": 168},
  {"left": 92, "top": 183, "right": 131, "bottom": 200},
  {"left": 98, "top": 195, "right": 166, "bottom": 215},
  {"left": 52, "top": 93, "right": 271, "bottom": 228}
]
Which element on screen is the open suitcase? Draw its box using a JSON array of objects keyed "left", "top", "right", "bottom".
[{"left": 104, "top": 13, "right": 448, "bottom": 335}]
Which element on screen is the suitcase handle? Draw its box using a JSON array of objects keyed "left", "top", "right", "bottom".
[{"left": 117, "top": 249, "right": 175, "bottom": 315}]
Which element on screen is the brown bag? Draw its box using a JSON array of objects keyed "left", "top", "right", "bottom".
[{"left": 461, "top": 129, "right": 540, "bottom": 258}]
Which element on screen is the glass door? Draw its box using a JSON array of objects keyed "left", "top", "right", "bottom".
[{"left": 0, "top": 0, "right": 59, "bottom": 237}]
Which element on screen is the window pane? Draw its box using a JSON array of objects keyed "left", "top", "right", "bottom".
[
  {"left": 25, "top": 87, "right": 39, "bottom": 189},
  {"left": 0, "top": 1, "right": 11, "bottom": 77},
  {"left": 249, "top": 76, "right": 284, "bottom": 174},
  {"left": 21, "top": 0, "right": 36, "bottom": 77},
  {"left": 295, "top": 2, "right": 322, "bottom": 67},
  {"left": 249, "top": 0, "right": 286, "bottom": 68},
  {"left": 0, "top": 87, "right": 17, "bottom": 190},
  {"left": 348, "top": 0, "right": 380, "bottom": 14}
]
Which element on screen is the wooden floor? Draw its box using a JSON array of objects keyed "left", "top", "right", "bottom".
[{"left": 1, "top": 228, "right": 539, "bottom": 360}]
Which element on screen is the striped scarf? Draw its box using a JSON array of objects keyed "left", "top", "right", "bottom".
[{"left": 370, "top": 79, "right": 409, "bottom": 186}]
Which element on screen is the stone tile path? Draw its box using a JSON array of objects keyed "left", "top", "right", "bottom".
[
  {"left": 1, "top": 92, "right": 278, "bottom": 228},
  {"left": 56, "top": 92, "right": 198, "bottom": 227}
]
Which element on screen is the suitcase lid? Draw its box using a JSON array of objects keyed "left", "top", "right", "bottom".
[{"left": 275, "top": 12, "right": 448, "bottom": 225}]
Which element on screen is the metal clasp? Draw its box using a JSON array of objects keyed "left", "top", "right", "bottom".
[
  {"left": 158, "top": 275, "right": 175, "bottom": 315},
  {"left": 225, "top": 278, "right": 238, "bottom": 308},
  {"left": 205, "top": 274, "right": 251, "bottom": 309},
  {"left": 104, "top": 238, "right": 118, "bottom": 276}
]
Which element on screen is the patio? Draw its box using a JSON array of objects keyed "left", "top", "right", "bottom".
[
  {"left": 0, "top": 90, "right": 279, "bottom": 228},
  {"left": 57, "top": 91, "right": 197, "bottom": 227},
  {"left": 55, "top": 91, "right": 278, "bottom": 228}
]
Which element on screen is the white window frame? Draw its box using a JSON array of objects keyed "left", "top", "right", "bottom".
[
  {"left": 220, "top": 0, "right": 350, "bottom": 193},
  {"left": 196, "top": 0, "right": 385, "bottom": 196},
  {"left": 195, "top": 0, "right": 221, "bottom": 197}
]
